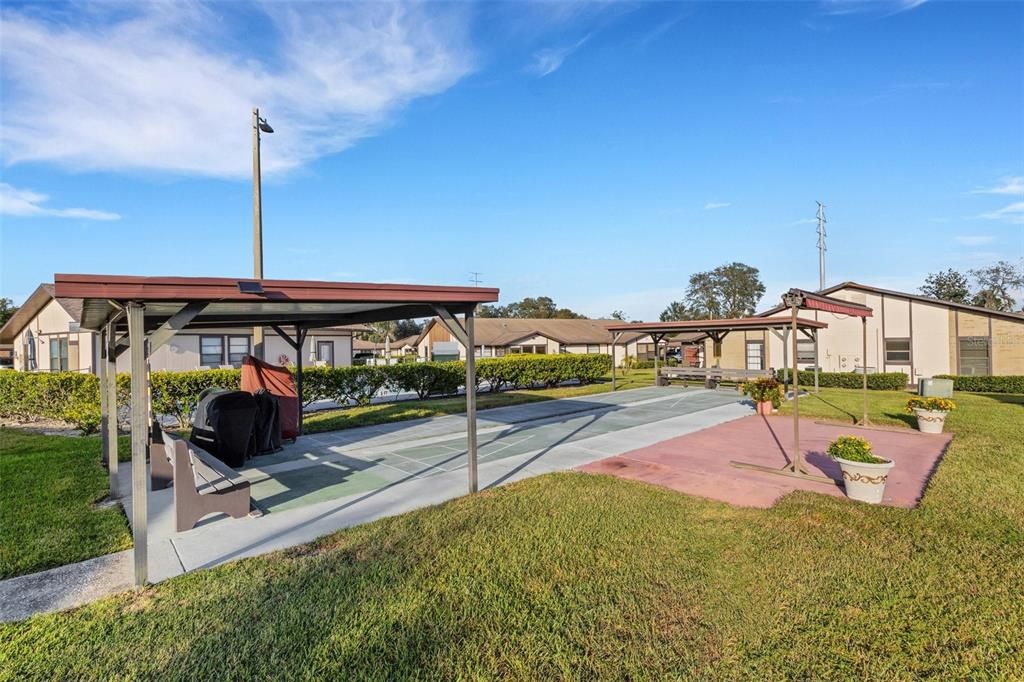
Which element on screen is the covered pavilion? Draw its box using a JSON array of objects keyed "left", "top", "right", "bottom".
[
  {"left": 54, "top": 273, "right": 499, "bottom": 586},
  {"left": 606, "top": 289, "right": 873, "bottom": 485}
]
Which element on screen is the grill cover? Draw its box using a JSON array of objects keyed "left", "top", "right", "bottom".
[
  {"left": 190, "top": 390, "right": 257, "bottom": 468},
  {"left": 252, "top": 388, "right": 282, "bottom": 454},
  {"left": 241, "top": 356, "right": 299, "bottom": 440}
]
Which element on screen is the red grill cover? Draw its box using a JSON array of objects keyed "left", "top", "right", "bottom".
[{"left": 241, "top": 356, "right": 299, "bottom": 439}]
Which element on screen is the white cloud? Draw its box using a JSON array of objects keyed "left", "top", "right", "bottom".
[
  {"left": 792, "top": 218, "right": 818, "bottom": 225},
  {"left": 0, "top": 183, "right": 120, "bottom": 220},
  {"left": 819, "top": 0, "right": 927, "bottom": 16},
  {"left": 0, "top": 3, "right": 474, "bottom": 179},
  {"left": 704, "top": 202, "right": 730, "bottom": 210},
  {"left": 528, "top": 35, "right": 590, "bottom": 77},
  {"left": 977, "top": 202, "right": 1024, "bottom": 224},
  {"left": 970, "top": 176, "right": 1024, "bottom": 196},
  {"left": 954, "top": 235, "right": 995, "bottom": 246}
]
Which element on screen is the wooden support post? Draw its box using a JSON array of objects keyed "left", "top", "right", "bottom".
[
  {"left": 611, "top": 331, "right": 623, "bottom": 391},
  {"left": 813, "top": 329, "right": 820, "bottom": 394},
  {"left": 105, "top": 325, "right": 119, "bottom": 496},
  {"left": 295, "top": 325, "right": 306, "bottom": 435},
  {"left": 861, "top": 316, "right": 869, "bottom": 425},
  {"left": 790, "top": 301, "right": 803, "bottom": 474},
  {"left": 465, "top": 308, "right": 478, "bottom": 493},
  {"left": 127, "top": 302, "right": 148, "bottom": 587},
  {"left": 99, "top": 327, "right": 109, "bottom": 467}
]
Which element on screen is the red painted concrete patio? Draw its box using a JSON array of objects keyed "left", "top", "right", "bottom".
[{"left": 580, "top": 415, "right": 953, "bottom": 508}]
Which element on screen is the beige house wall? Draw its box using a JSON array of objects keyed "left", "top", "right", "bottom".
[
  {"left": 992, "top": 318, "right": 1024, "bottom": 374},
  {"left": 11, "top": 299, "right": 95, "bottom": 373}
]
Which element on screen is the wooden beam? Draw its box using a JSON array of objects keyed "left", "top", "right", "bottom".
[
  {"left": 147, "top": 302, "right": 208, "bottom": 352},
  {"left": 432, "top": 305, "right": 469, "bottom": 348}
]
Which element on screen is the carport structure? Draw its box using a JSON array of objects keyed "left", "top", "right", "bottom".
[
  {"left": 607, "top": 288, "right": 873, "bottom": 484},
  {"left": 54, "top": 273, "right": 498, "bottom": 586}
]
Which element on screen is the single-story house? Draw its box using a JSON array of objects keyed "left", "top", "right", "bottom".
[
  {"left": 352, "top": 335, "right": 420, "bottom": 359},
  {"left": 705, "top": 281, "right": 1024, "bottom": 380},
  {"left": 0, "top": 283, "right": 366, "bottom": 373},
  {"left": 415, "top": 317, "right": 703, "bottom": 365}
]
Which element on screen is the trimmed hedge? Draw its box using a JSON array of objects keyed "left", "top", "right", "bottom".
[
  {"left": 0, "top": 354, "right": 614, "bottom": 432},
  {"left": 0, "top": 371, "right": 101, "bottom": 434},
  {"left": 780, "top": 370, "right": 910, "bottom": 391},
  {"left": 934, "top": 374, "right": 1024, "bottom": 394}
]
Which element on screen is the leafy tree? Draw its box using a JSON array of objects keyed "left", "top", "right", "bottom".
[
  {"left": 0, "top": 298, "right": 17, "bottom": 327},
  {"left": 476, "top": 296, "right": 586, "bottom": 319},
  {"left": 970, "top": 261, "right": 1024, "bottom": 312},
  {"left": 920, "top": 269, "right": 971, "bottom": 304},
  {"left": 661, "top": 262, "right": 765, "bottom": 321},
  {"left": 608, "top": 310, "right": 626, "bottom": 321},
  {"left": 659, "top": 301, "right": 691, "bottom": 322},
  {"left": 392, "top": 319, "right": 423, "bottom": 339}
]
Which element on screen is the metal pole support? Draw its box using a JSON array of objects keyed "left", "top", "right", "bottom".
[
  {"left": 465, "top": 309, "right": 478, "bottom": 493},
  {"left": 127, "top": 302, "right": 148, "bottom": 587}
]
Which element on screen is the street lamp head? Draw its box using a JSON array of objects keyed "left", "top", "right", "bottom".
[{"left": 258, "top": 118, "right": 274, "bottom": 134}]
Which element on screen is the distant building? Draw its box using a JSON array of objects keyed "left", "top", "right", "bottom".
[
  {"left": 415, "top": 317, "right": 703, "bottom": 365},
  {"left": 0, "top": 283, "right": 366, "bottom": 373},
  {"left": 706, "top": 282, "right": 1024, "bottom": 380}
]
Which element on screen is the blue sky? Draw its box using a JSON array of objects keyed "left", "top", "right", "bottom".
[{"left": 1, "top": 0, "right": 1022, "bottom": 320}]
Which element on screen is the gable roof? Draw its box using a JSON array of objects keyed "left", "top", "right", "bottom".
[
  {"left": 758, "top": 281, "right": 1024, "bottom": 322},
  {"left": 0, "top": 283, "right": 84, "bottom": 343}
]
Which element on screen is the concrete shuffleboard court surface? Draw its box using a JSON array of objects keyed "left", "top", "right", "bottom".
[{"left": 581, "top": 415, "right": 953, "bottom": 509}]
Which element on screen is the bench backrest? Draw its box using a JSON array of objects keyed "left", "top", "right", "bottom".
[{"left": 162, "top": 431, "right": 247, "bottom": 494}]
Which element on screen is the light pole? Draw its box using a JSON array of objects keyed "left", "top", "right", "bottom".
[{"left": 252, "top": 107, "right": 273, "bottom": 359}]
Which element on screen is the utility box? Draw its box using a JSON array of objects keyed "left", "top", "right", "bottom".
[{"left": 918, "top": 378, "right": 954, "bottom": 398}]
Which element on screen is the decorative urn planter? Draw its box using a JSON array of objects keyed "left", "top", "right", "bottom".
[
  {"left": 907, "top": 397, "right": 955, "bottom": 434},
  {"left": 827, "top": 435, "right": 893, "bottom": 505},
  {"left": 912, "top": 408, "right": 948, "bottom": 434},
  {"left": 835, "top": 456, "right": 895, "bottom": 504},
  {"left": 755, "top": 400, "right": 773, "bottom": 416}
]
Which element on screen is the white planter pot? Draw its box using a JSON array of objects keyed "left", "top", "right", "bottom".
[
  {"left": 836, "top": 457, "right": 895, "bottom": 504},
  {"left": 913, "top": 408, "right": 948, "bottom": 434}
]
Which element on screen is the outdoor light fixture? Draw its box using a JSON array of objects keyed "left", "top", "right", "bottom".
[
  {"left": 253, "top": 107, "right": 274, "bottom": 358},
  {"left": 258, "top": 118, "right": 274, "bottom": 134}
]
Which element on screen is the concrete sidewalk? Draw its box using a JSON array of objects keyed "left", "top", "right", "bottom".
[{"left": 0, "top": 387, "right": 751, "bottom": 622}]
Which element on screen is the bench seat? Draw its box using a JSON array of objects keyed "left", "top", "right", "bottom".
[{"left": 153, "top": 430, "right": 252, "bottom": 532}]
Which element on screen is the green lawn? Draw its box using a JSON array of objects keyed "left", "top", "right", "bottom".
[
  {"left": 304, "top": 368, "right": 658, "bottom": 433},
  {"left": 0, "top": 430, "right": 132, "bottom": 579},
  {"left": 2, "top": 388, "right": 1022, "bottom": 678}
]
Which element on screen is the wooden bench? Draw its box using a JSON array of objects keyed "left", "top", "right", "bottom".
[
  {"left": 660, "top": 366, "right": 771, "bottom": 388},
  {"left": 151, "top": 430, "right": 252, "bottom": 532}
]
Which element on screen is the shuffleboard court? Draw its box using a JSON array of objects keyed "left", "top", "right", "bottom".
[{"left": 244, "top": 387, "right": 746, "bottom": 513}]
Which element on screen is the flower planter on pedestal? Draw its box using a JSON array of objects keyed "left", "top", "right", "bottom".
[
  {"left": 755, "top": 401, "right": 773, "bottom": 416},
  {"left": 913, "top": 408, "right": 948, "bottom": 434},
  {"left": 836, "top": 457, "right": 895, "bottom": 504}
]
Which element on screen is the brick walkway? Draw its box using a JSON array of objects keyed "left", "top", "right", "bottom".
[{"left": 580, "top": 415, "right": 953, "bottom": 508}]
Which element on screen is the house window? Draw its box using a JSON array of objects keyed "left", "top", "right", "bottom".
[
  {"left": 228, "top": 336, "right": 251, "bottom": 365},
  {"left": 49, "top": 337, "right": 69, "bottom": 372},
  {"left": 636, "top": 343, "right": 657, "bottom": 361},
  {"left": 200, "top": 336, "right": 225, "bottom": 366},
  {"left": 958, "top": 337, "right": 990, "bottom": 376},
  {"left": 24, "top": 330, "right": 37, "bottom": 370},
  {"left": 884, "top": 338, "right": 911, "bottom": 365},
  {"left": 494, "top": 347, "right": 506, "bottom": 357},
  {"left": 587, "top": 344, "right": 600, "bottom": 354},
  {"left": 745, "top": 341, "right": 764, "bottom": 371},
  {"left": 317, "top": 340, "right": 335, "bottom": 366},
  {"left": 796, "top": 339, "right": 816, "bottom": 364}
]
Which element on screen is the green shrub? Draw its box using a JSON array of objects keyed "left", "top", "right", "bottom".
[
  {"left": 780, "top": 370, "right": 909, "bottom": 391},
  {"left": 741, "top": 376, "right": 783, "bottom": 407},
  {"left": 0, "top": 372, "right": 101, "bottom": 434},
  {"left": 0, "top": 354, "right": 616, "bottom": 431},
  {"left": 933, "top": 374, "right": 1024, "bottom": 394},
  {"left": 826, "top": 435, "right": 887, "bottom": 464},
  {"left": 387, "top": 362, "right": 463, "bottom": 399}
]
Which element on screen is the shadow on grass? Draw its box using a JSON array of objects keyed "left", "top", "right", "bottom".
[{"left": 881, "top": 411, "right": 918, "bottom": 428}]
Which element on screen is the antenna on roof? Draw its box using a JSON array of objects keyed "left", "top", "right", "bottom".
[
  {"left": 469, "top": 271, "right": 483, "bottom": 287},
  {"left": 816, "top": 202, "right": 827, "bottom": 291}
]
